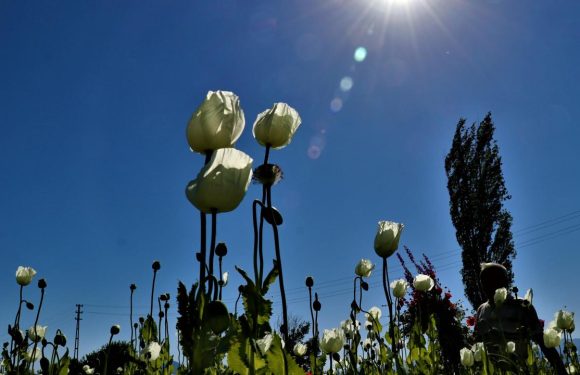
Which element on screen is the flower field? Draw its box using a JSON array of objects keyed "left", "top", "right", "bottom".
[{"left": 2, "top": 92, "right": 577, "bottom": 375}]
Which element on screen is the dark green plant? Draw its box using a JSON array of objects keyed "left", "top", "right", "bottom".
[{"left": 445, "top": 113, "right": 516, "bottom": 310}]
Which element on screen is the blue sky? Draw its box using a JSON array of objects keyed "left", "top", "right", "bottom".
[{"left": 1, "top": 0, "right": 579, "bottom": 357}]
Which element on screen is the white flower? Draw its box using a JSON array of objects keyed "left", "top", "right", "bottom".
[
  {"left": 340, "top": 319, "right": 360, "bottom": 337},
  {"left": 293, "top": 342, "right": 307, "bottom": 356},
  {"left": 506, "top": 341, "right": 516, "bottom": 353},
  {"left": 568, "top": 364, "right": 577, "bottom": 374},
  {"left": 364, "top": 320, "right": 373, "bottom": 330},
  {"left": 524, "top": 288, "right": 533, "bottom": 305},
  {"left": 413, "top": 274, "right": 434, "bottom": 292},
  {"left": 27, "top": 325, "right": 47, "bottom": 341},
  {"left": 186, "top": 148, "right": 253, "bottom": 213},
  {"left": 354, "top": 259, "right": 375, "bottom": 278},
  {"left": 221, "top": 272, "right": 229, "bottom": 286},
  {"left": 16, "top": 266, "right": 37, "bottom": 286},
  {"left": 252, "top": 103, "right": 301, "bottom": 149},
  {"left": 363, "top": 338, "right": 373, "bottom": 349},
  {"left": 494, "top": 288, "right": 507, "bottom": 306},
  {"left": 460, "top": 347, "right": 474, "bottom": 367},
  {"left": 543, "top": 327, "right": 562, "bottom": 348},
  {"left": 116, "top": 368, "right": 123, "bottom": 374},
  {"left": 319, "top": 328, "right": 345, "bottom": 354},
  {"left": 555, "top": 310, "right": 575, "bottom": 331},
  {"left": 390, "top": 279, "right": 409, "bottom": 299},
  {"left": 366, "top": 306, "right": 382, "bottom": 322},
  {"left": 186, "top": 91, "right": 245, "bottom": 154},
  {"left": 472, "top": 342, "right": 485, "bottom": 362},
  {"left": 142, "top": 341, "right": 161, "bottom": 361},
  {"left": 257, "top": 333, "right": 274, "bottom": 354},
  {"left": 25, "top": 347, "right": 42, "bottom": 362},
  {"left": 83, "top": 365, "right": 95, "bottom": 374},
  {"left": 373, "top": 221, "right": 404, "bottom": 258}
]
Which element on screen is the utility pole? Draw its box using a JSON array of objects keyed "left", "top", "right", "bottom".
[{"left": 74, "top": 304, "right": 83, "bottom": 361}]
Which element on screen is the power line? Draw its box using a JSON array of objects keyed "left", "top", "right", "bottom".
[{"left": 74, "top": 209, "right": 580, "bottom": 317}]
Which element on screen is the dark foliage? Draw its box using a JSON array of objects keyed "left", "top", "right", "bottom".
[
  {"left": 398, "top": 248, "right": 469, "bottom": 374},
  {"left": 445, "top": 113, "right": 516, "bottom": 310},
  {"left": 81, "top": 341, "right": 132, "bottom": 375}
]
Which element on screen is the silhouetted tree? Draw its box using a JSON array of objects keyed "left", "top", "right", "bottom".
[
  {"left": 445, "top": 113, "right": 516, "bottom": 310},
  {"left": 279, "top": 315, "right": 310, "bottom": 370},
  {"left": 81, "top": 341, "right": 133, "bottom": 375}
]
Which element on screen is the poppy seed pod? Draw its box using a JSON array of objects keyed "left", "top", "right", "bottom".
[
  {"left": 37, "top": 279, "right": 47, "bottom": 289},
  {"left": 215, "top": 243, "right": 228, "bottom": 257},
  {"left": 186, "top": 91, "right": 245, "bottom": 154},
  {"left": 313, "top": 294, "right": 322, "bottom": 312},
  {"left": 110, "top": 325, "right": 120, "bottom": 335},
  {"left": 253, "top": 163, "right": 283, "bottom": 186},
  {"left": 130, "top": 284, "right": 136, "bottom": 291},
  {"left": 152, "top": 261, "right": 161, "bottom": 271},
  {"left": 305, "top": 276, "right": 314, "bottom": 288}
]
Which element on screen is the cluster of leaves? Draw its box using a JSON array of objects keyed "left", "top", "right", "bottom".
[{"left": 397, "top": 247, "right": 470, "bottom": 373}]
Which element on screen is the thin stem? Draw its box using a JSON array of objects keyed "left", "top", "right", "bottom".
[
  {"left": 103, "top": 334, "right": 114, "bottom": 375},
  {"left": 164, "top": 304, "right": 169, "bottom": 343},
  {"left": 27, "top": 288, "right": 45, "bottom": 373},
  {"left": 149, "top": 269, "right": 158, "bottom": 341},
  {"left": 130, "top": 288, "right": 134, "bottom": 349},
  {"left": 218, "top": 256, "right": 224, "bottom": 300},
  {"left": 150, "top": 271, "right": 157, "bottom": 318},
  {"left": 308, "top": 287, "right": 315, "bottom": 337},
  {"left": 157, "top": 297, "right": 162, "bottom": 340},
  {"left": 199, "top": 212, "right": 207, "bottom": 294},
  {"left": 252, "top": 199, "right": 260, "bottom": 286},
  {"left": 10, "top": 285, "right": 24, "bottom": 366},
  {"left": 258, "top": 187, "right": 266, "bottom": 286},
  {"left": 382, "top": 257, "right": 398, "bottom": 371},
  {"left": 264, "top": 145, "right": 271, "bottom": 164},
  {"left": 208, "top": 210, "right": 218, "bottom": 299},
  {"left": 329, "top": 354, "right": 334, "bottom": 375},
  {"left": 267, "top": 187, "right": 288, "bottom": 343}
]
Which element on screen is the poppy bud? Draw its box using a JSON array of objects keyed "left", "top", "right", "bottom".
[
  {"left": 152, "top": 261, "right": 161, "bottom": 271},
  {"left": 361, "top": 281, "right": 369, "bottom": 291},
  {"left": 305, "top": 276, "right": 314, "bottom": 288},
  {"left": 26, "top": 302, "right": 34, "bottom": 310},
  {"left": 37, "top": 279, "right": 47, "bottom": 289},
  {"left": 130, "top": 284, "right": 136, "bottom": 291}
]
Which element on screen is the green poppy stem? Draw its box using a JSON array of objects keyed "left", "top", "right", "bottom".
[
  {"left": 199, "top": 211, "right": 207, "bottom": 294},
  {"left": 27, "top": 287, "right": 45, "bottom": 373},
  {"left": 382, "top": 257, "right": 399, "bottom": 372},
  {"left": 208, "top": 209, "right": 217, "bottom": 299}
]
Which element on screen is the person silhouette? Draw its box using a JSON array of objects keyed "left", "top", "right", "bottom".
[{"left": 474, "top": 263, "right": 566, "bottom": 375}]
